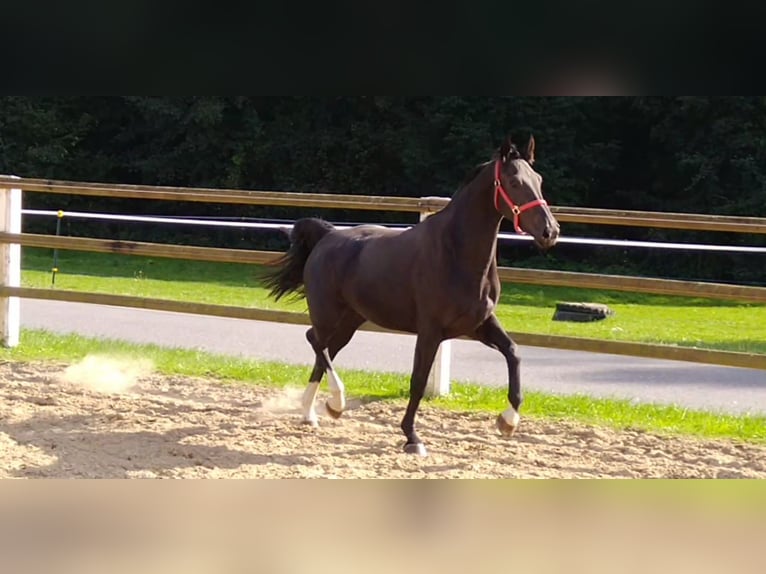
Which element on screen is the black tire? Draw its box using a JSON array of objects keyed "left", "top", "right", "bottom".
[{"left": 553, "top": 302, "right": 613, "bottom": 322}]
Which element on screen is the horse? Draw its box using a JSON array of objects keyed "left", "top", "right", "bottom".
[{"left": 264, "top": 135, "right": 560, "bottom": 456}]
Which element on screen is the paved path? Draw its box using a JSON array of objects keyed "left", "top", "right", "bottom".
[{"left": 20, "top": 299, "right": 766, "bottom": 415}]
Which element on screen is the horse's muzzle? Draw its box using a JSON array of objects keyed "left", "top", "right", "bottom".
[{"left": 536, "top": 222, "right": 560, "bottom": 251}]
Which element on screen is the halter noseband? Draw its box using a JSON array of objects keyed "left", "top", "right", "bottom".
[{"left": 494, "top": 160, "right": 548, "bottom": 235}]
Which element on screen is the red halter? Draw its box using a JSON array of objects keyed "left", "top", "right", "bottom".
[{"left": 494, "top": 160, "right": 548, "bottom": 234}]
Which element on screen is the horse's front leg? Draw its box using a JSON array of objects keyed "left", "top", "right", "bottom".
[
  {"left": 401, "top": 332, "right": 443, "bottom": 456},
  {"left": 474, "top": 315, "right": 522, "bottom": 436}
]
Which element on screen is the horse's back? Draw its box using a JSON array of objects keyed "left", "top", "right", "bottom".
[
  {"left": 341, "top": 224, "right": 402, "bottom": 239},
  {"left": 304, "top": 224, "right": 421, "bottom": 332},
  {"left": 304, "top": 224, "right": 406, "bottom": 281}
]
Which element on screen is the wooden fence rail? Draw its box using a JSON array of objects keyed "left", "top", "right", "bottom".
[
  {"left": 1, "top": 175, "right": 765, "bottom": 398},
  {"left": 2, "top": 232, "right": 765, "bottom": 304},
  {"left": 3, "top": 175, "right": 766, "bottom": 233},
  {"left": 2, "top": 285, "right": 764, "bottom": 371}
]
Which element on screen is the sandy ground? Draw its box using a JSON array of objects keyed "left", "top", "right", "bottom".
[{"left": 1, "top": 357, "right": 765, "bottom": 479}]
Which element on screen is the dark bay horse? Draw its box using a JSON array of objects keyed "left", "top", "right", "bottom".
[{"left": 264, "top": 135, "right": 560, "bottom": 456}]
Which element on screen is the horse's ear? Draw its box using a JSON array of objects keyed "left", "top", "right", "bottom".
[
  {"left": 499, "top": 137, "right": 514, "bottom": 163},
  {"left": 522, "top": 134, "right": 536, "bottom": 165}
]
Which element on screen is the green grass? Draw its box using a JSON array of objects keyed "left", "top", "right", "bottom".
[
  {"left": 22, "top": 248, "right": 766, "bottom": 354},
  {"left": 435, "top": 384, "right": 766, "bottom": 443},
  {"left": 495, "top": 286, "right": 766, "bottom": 355},
  {"left": 25, "top": 248, "right": 307, "bottom": 312},
  {"left": 4, "top": 329, "right": 765, "bottom": 444}
]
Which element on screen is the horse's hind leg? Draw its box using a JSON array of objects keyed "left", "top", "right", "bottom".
[
  {"left": 301, "top": 311, "right": 364, "bottom": 425},
  {"left": 301, "top": 352, "right": 326, "bottom": 427}
]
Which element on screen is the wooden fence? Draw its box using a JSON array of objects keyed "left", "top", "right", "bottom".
[{"left": 1, "top": 175, "right": 765, "bottom": 396}]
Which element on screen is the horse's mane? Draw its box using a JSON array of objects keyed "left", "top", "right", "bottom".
[{"left": 452, "top": 144, "right": 522, "bottom": 198}]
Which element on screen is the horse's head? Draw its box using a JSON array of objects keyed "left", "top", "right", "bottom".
[{"left": 494, "top": 135, "right": 560, "bottom": 251}]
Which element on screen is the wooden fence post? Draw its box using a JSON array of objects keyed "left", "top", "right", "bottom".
[
  {"left": 419, "top": 204, "right": 451, "bottom": 397},
  {"left": 0, "top": 176, "right": 21, "bottom": 347}
]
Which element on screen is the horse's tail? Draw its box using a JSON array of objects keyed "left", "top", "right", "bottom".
[{"left": 262, "top": 218, "right": 336, "bottom": 301}]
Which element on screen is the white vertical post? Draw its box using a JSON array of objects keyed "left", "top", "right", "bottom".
[
  {"left": 419, "top": 205, "right": 451, "bottom": 397},
  {"left": 0, "top": 176, "right": 21, "bottom": 348}
]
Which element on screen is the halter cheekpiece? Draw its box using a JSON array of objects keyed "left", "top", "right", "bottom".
[{"left": 494, "top": 159, "right": 548, "bottom": 234}]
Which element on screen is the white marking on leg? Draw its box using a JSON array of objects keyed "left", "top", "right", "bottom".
[
  {"left": 302, "top": 382, "right": 320, "bottom": 425},
  {"left": 327, "top": 368, "right": 346, "bottom": 413},
  {"left": 501, "top": 406, "right": 520, "bottom": 429}
]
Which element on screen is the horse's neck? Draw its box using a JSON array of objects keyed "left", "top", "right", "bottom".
[{"left": 439, "top": 164, "right": 502, "bottom": 277}]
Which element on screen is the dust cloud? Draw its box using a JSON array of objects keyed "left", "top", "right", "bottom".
[
  {"left": 58, "top": 355, "right": 154, "bottom": 395},
  {"left": 259, "top": 385, "right": 304, "bottom": 415}
]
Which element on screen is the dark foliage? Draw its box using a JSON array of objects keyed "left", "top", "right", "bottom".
[{"left": 2, "top": 96, "right": 764, "bottom": 283}]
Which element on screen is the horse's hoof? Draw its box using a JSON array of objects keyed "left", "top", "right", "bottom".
[
  {"left": 325, "top": 400, "right": 343, "bottom": 420},
  {"left": 404, "top": 443, "right": 428, "bottom": 457},
  {"left": 496, "top": 414, "right": 518, "bottom": 437},
  {"left": 301, "top": 419, "right": 319, "bottom": 429}
]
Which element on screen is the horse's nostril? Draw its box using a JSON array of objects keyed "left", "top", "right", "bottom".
[{"left": 542, "top": 227, "right": 551, "bottom": 240}]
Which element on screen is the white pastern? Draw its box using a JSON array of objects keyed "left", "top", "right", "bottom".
[
  {"left": 501, "top": 406, "right": 521, "bottom": 429},
  {"left": 327, "top": 369, "right": 346, "bottom": 413},
  {"left": 302, "top": 382, "right": 320, "bottom": 425}
]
